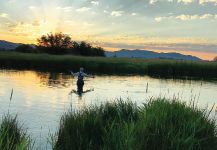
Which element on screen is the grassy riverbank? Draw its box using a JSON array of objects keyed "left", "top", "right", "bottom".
[
  {"left": 0, "top": 98, "right": 216, "bottom": 149},
  {"left": 0, "top": 114, "right": 32, "bottom": 150},
  {"left": 0, "top": 51, "right": 217, "bottom": 79},
  {"left": 54, "top": 99, "right": 217, "bottom": 150}
]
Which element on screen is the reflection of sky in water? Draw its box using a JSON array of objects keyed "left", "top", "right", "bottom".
[{"left": 0, "top": 70, "right": 217, "bottom": 149}]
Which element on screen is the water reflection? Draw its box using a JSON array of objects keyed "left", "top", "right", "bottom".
[{"left": 36, "top": 72, "right": 72, "bottom": 88}]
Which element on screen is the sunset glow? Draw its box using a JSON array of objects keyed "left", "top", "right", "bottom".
[{"left": 0, "top": 0, "right": 217, "bottom": 60}]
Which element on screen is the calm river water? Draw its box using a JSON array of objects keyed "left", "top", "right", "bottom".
[{"left": 0, "top": 70, "right": 217, "bottom": 149}]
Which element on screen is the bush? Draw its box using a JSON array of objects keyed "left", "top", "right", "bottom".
[
  {"left": 72, "top": 41, "right": 105, "bottom": 57},
  {"left": 15, "top": 44, "right": 36, "bottom": 53}
]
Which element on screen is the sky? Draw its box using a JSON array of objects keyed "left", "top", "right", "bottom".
[{"left": 0, "top": 0, "right": 217, "bottom": 60}]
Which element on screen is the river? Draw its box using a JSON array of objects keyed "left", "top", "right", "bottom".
[{"left": 0, "top": 70, "right": 217, "bottom": 149}]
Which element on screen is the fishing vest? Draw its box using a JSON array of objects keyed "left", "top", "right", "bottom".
[{"left": 78, "top": 72, "right": 84, "bottom": 80}]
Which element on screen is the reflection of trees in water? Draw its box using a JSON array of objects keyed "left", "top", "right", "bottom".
[{"left": 36, "top": 72, "right": 72, "bottom": 88}]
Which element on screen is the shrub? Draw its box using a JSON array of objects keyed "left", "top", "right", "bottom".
[{"left": 15, "top": 44, "right": 35, "bottom": 53}]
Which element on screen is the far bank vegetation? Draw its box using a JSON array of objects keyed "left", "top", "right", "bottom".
[{"left": 15, "top": 33, "right": 105, "bottom": 57}]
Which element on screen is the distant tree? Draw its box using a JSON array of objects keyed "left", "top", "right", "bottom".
[
  {"left": 37, "top": 33, "right": 72, "bottom": 54},
  {"left": 78, "top": 41, "right": 92, "bottom": 56},
  {"left": 70, "top": 41, "right": 80, "bottom": 55},
  {"left": 214, "top": 56, "right": 217, "bottom": 62},
  {"left": 15, "top": 44, "right": 35, "bottom": 53},
  {"left": 77, "top": 41, "right": 105, "bottom": 56},
  {"left": 72, "top": 41, "right": 79, "bottom": 49},
  {"left": 92, "top": 47, "right": 105, "bottom": 56},
  {"left": 36, "top": 32, "right": 105, "bottom": 56}
]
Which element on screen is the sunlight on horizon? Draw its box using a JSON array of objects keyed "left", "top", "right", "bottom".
[{"left": 0, "top": 0, "right": 217, "bottom": 60}]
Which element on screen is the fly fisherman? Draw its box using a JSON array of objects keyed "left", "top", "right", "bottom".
[{"left": 70, "top": 67, "right": 94, "bottom": 95}]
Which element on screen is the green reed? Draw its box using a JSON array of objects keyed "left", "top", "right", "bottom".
[
  {"left": 0, "top": 114, "right": 32, "bottom": 150},
  {"left": 53, "top": 99, "right": 217, "bottom": 150},
  {"left": 0, "top": 51, "right": 217, "bottom": 79}
]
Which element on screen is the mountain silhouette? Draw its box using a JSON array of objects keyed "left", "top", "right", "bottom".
[{"left": 105, "top": 49, "right": 202, "bottom": 61}]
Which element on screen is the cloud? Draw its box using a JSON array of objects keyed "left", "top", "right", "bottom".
[
  {"left": 91, "top": 11, "right": 97, "bottom": 15},
  {"left": 104, "top": 10, "right": 109, "bottom": 14},
  {"left": 175, "top": 14, "right": 199, "bottom": 20},
  {"left": 131, "top": 13, "right": 137, "bottom": 16},
  {"left": 199, "top": 0, "right": 217, "bottom": 4},
  {"left": 83, "top": 22, "right": 94, "bottom": 26},
  {"left": 149, "top": 0, "right": 158, "bottom": 5},
  {"left": 91, "top": 1, "right": 99, "bottom": 6},
  {"left": 155, "top": 14, "right": 216, "bottom": 21},
  {"left": 29, "top": 6, "right": 36, "bottom": 10},
  {"left": 32, "top": 20, "right": 40, "bottom": 26},
  {"left": 0, "top": 13, "right": 9, "bottom": 18},
  {"left": 7, "top": 0, "right": 17, "bottom": 4},
  {"left": 176, "top": 14, "right": 214, "bottom": 20},
  {"left": 200, "top": 14, "right": 213, "bottom": 19},
  {"left": 155, "top": 16, "right": 173, "bottom": 22},
  {"left": 56, "top": 6, "right": 73, "bottom": 12},
  {"left": 76, "top": 7, "right": 91, "bottom": 12},
  {"left": 177, "top": 0, "right": 217, "bottom": 4},
  {"left": 111, "top": 11, "right": 124, "bottom": 17},
  {"left": 142, "top": 43, "right": 217, "bottom": 54},
  {"left": 178, "top": 0, "right": 194, "bottom": 4},
  {"left": 155, "top": 17, "right": 164, "bottom": 22}
]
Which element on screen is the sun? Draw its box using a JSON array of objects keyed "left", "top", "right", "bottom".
[{"left": 7, "top": 1, "right": 74, "bottom": 44}]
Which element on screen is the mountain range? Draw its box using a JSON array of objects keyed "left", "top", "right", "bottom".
[
  {"left": 0, "top": 40, "right": 202, "bottom": 61},
  {"left": 105, "top": 49, "right": 202, "bottom": 61},
  {"left": 0, "top": 40, "right": 21, "bottom": 50}
]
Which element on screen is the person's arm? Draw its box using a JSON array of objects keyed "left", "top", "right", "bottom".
[
  {"left": 83, "top": 73, "right": 94, "bottom": 78},
  {"left": 70, "top": 71, "right": 79, "bottom": 77}
]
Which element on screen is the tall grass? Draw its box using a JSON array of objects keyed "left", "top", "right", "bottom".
[
  {"left": 135, "top": 100, "right": 217, "bottom": 150},
  {"left": 0, "top": 114, "right": 32, "bottom": 150},
  {"left": 0, "top": 51, "right": 217, "bottom": 79},
  {"left": 54, "top": 101, "right": 139, "bottom": 150},
  {"left": 53, "top": 99, "right": 217, "bottom": 150}
]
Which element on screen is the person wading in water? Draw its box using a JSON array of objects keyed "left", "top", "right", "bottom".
[{"left": 70, "top": 68, "right": 94, "bottom": 95}]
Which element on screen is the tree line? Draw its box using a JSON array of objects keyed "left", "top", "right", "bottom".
[{"left": 15, "top": 33, "right": 105, "bottom": 57}]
